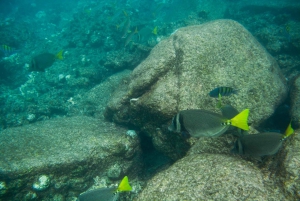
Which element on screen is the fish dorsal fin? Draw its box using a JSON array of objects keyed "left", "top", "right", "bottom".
[
  {"left": 117, "top": 176, "right": 132, "bottom": 192},
  {"left": 229, "top": 109, "right": 249, "bottom": 131},
  {"left": 282, "top": 122, "right": 294, "bottom": 140}
]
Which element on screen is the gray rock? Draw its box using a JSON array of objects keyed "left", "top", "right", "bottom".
[
  {"left": 68, "top": 70, "right": 132, "bottom": 119},
  {"left": 105, "top": 19, "right": 287, "bottom": 159},
  {"left": 290, "top": 75, "right": 300, "bottom": 125},
  {"left": 0, "top": 116, "right": 141, "bottom": 200},
  {"left": 279, "top": 129, "right": 300, "bottom": 200},
  {"left": 137, "top": 153, "right": 286, "bottom": 200}
]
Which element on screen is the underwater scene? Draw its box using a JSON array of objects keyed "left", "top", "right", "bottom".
[{"left": 0, "top": 0, "right": 300, "bottom": 200}]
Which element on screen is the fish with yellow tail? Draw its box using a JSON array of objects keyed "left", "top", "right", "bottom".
[
  {"left": 124, "top": 27, "right": 138, "bottom": 47},
  {"left": 29, "top": 50, "right": 63, "bottom": 72},
  {"left": 231, "top": 122, "right": 295, "bottom": 160},
  {"left": 77, "top": 176, "right": 132, "bottom": 201},
  {"left": 168, "top": 109, "right": 249, "bottom": 137}
]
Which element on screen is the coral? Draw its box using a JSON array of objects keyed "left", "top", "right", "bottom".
[
  {"left": 32, "top": 175, "right": 50, "bottom": 191},
  {"left": 0, "top": 181, "right": 7, "bottom": 195}
]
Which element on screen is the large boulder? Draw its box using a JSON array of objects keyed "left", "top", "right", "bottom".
[
  {"left": 137, "top": 128, "right": 300, "bottom": 200},
  {"left": 68, "top": 70, "right": 132, "bottom": 120},
  {"left": 279, "top": 129, "right": 300, "bottom": 199},
  {"left": 0, "top": 116, "right": 141, "bottom": 201},
  {"left": 105, "top": 19, "right": 287, "bottom": 159},
  {"left": 136, "top": 153, "right": 287, "bottom": 200},
  {"left": 290, "top": 75, "right": 300, "bottom": 126}
]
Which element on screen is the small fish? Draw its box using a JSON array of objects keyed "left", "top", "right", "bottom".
[
  {"left": 123, "top": 10, "right": 128, "bottom": 17},
  {"left": 29, "top": 50, "right": 63, "bottom": 72},
  {"left": 152, "top": 26, "right": 158, "bottom": 35},
  {"left": 0, "top": 44, "right": 16, "bottom": 55},
  {"left": 284, "top": 23, "right": 291, "bottom": 42},
  {"left": 124, "top": 27, "right": 138, "bottom": 47},
  {"left": 209, "top": 87, "right": 237, "bottom": 98},
  {"left": 168, "top": 109, "right": 249, "bottom": 137},
  {"left": 77, "top": 176, "right": 132, "bottom": 201},
  {"left": 231, "top": 122, "right": 294, "bottom": 159},
  {"left": 121, "top": 18, "right": 131, "bottom": 38}
]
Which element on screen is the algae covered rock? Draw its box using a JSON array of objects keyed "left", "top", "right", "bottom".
[
  {"left": 105, "top": 19, "right": 287, "bottom": 159},
  {"left": 290, "top": 75, "right": 300, "bottom": 126},
  {"left": 137, "top": 153, "right": 286, "bottom": 200},
  {"left": 0, "top": 116, "right": 141, "bottom": 200},
  {"left": 68, "top": 70, "right": 132, "bottom": 119},
  {"left": 279, "top": 129, "right": 300, "bottom": 199}
]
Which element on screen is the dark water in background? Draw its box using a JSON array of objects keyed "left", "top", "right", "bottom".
[{"left": 0, "top": 0, "right": 299, "bottom": 200}]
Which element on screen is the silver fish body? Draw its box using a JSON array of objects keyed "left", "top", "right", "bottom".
[
  {"left": 232, "top": 132, "right": 283, "bottom": 157},
  {"left": 168, "top": 109, "right": 230, "bottom": 137}
]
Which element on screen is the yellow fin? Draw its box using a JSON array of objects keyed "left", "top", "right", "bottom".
[
  {"left": 283, "top": 122, "right": 294, "bottom": 139},
  {"left": 117, "top": 176, "right": 132, "bottom": 192},
  {"left": 55, "top": 50, "right": 63, "bottom": 60},
  {"left": 152, "top": 26, "right": 158, "bottom": 35},
  {"left": 229, "top": 109, "right": 249, "bottom": 130},
  {"left": 216, "top": 93, "right": 222, "bottom": 109}
]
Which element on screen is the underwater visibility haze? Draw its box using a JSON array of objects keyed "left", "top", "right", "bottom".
[{"left": 0, "top": 0, "right": 300, "bottom": 200}]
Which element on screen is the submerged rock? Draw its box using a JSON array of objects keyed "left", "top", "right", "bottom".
[
  {"left": 0, "top": 116, "right": 141, "bottom": 200},
  {"left": 68, "top": 70, "right": 132, "bottom": 119},
  {"left": 105, "top": 19, "right": 287, "bottom": 159},
  {"left": 137, "top": 153, "right": 286, "bottom": 200},
  {"left": 290, "top": 75, "right": 300, "bottom": 126},
  {"left": 279, "top": 129, "right": 300, "bottom": 199}
]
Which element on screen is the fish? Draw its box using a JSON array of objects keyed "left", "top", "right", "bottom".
[
  {"left": 77, "top": 176, "right": 132, "bottom": 201},
  {"left": 221, "top": 104, "right": 248, "bottom": 136},
  {"left": 121, "top": 18, "right": 131, "bottom": 38},
  {"left": 168, "top": 108, "right": 249, "bottom": 137},
  {"left": 123, "top": 10, "right": 128, "bottom": 17},
  {"left": 282, "top": 121, "right": 294, "bottom": 140},
  {"left": 152, "top": 26, "right": 158, "bottom": 35},
  {"left": 0, "top": 44, "right": 16, "bottom": 55},
  {"left": 124, "top": 27, "right": 138, "bottom": 47},
  {"left": 209, "top": 87, "right": 237, "bottom": 98},
  {"left": 283, "top": 23, "right": 291, "bottom": 42},
  {"left": 29, "top": 50, "right": 63, "bottom": 72},
  {"left": 231, "top": 122, "right": 294, "bottom": 159}
]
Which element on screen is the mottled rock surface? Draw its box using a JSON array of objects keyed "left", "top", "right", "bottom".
[
  {"left": 279, "top": 129, "right": 300, "bottom": 199},
  {"left": 68, "top": 70, "right": 131, "bottom": 119},
  {"left": 137, "top": 153, "right": 286, "bottom": 201},
  {"left": 137, "top": 129, "right": 300, "bottom": 201},
  {"left": 0, "top": 116, "right": 141, "bottom": 201},
  {"left": 105, "top": 19, "right": 287, "bottom": 159},
  {"left": 290, "top": 75, "right": 300, "bottom": 125}
]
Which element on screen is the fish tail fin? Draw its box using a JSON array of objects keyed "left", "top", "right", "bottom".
[
  {"left": 117, "top": 176, "right": 132, "bottom": 192},
  {"left": 230, "top": 109, "right": 249, "bottom": 130},
  {"left": 55, "top": 50, "right": 63, "bottom": 60},
  {"left": 134, "top": 27, "right": 138, "bottom": 34},
  {"left": 282, "top": 121, "right": 294, "bottom": 140}
]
